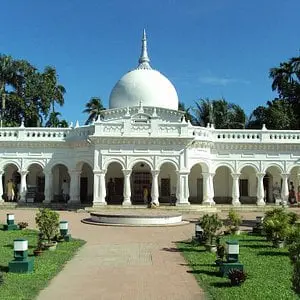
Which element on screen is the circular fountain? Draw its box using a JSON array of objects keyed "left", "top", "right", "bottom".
[{"left": 82, "top": 210, "right": 186, "bottom": 227}]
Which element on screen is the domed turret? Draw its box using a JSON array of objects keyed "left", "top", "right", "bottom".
[{"left": 109, "top": 30, "right": 179, "bottom": 110}]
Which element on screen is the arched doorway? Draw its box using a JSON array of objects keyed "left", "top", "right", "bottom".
[
  {"left": 264, "top": 166, "right": 282, "bottom": 203},
  {"left": 188, "top": 164, "right": 204, "bottom": 204},
  {"left": 51, "top": 164, "right": 70, "bottom": 203},
  {"left": 159, "top": 162, "right": 177, "bottom": 205},
  {"left": 131, "top": 162, "right": 151, "bottom": 204},
  {"left": 3, "top": 163, "right": 20, "bottom": 202},
  {"left": 105, "top": 162, "right": 124, "bottom": 205},
  {"left": 27, "top": 163, "right": 45, "bottom": 203},
  {"left": 289, "top": 166, "right": 300, "bottom": 203},
  {"left": 214, "top": 166, "right": 233, "bottom": 204},
  {"left": 239, "top": 166, "right": 257, "bottom": 204},
  {"left": 78, "top": 162, "right": 93, "bottom": 204}
]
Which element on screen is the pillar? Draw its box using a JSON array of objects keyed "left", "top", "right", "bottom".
[
  {"left": 256, "top": 173, "right": 265, "bottom": 206},
  {"left": 68, "top": 170, "right": 81, "bottom": 204},
  {"left": 231, "top": 173, "right": 241, "bottom": 206},
  {"left": 281, "top": 173, "right": 289, "bottom": 204},
  {"left": 93, "top": 170, "right": 107, "bottom": 206},
  {"left": 151, "top": 170, "right": 159, "bottom": 206},
  {"left": 122, "top": 169, "right": 132, "bottom": 206},
  {"left": 0, "top": 170, "right": 3, "bottom": 203},
  {"left": 202, "top": 172, "right": 215, "bottom": 205},
  {"left": 176, "top": 171, "right": 190, "bottom": 205},
  {"left": 43, "top": 171, "right": 53, "bottom": 203},
  {"left": 19, "top": 170, "right": 28, "bottom": 203}
]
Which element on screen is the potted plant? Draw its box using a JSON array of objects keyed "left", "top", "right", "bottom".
[
  {"left": 228, "top": 269, "right": 247, "bottom": 286},
  {"left": 199, "top": 214, "right": 223, "bottom": 252},
  {"left": 17, "top": 222, "right": 29, "bottom": 230},
  {"left": 227, "top": 209, "right": 242, "bottom": 235},
  {"left": 35, "top": 208, "right": 59, "bottom": 250},
  {"left": 263, "top": 209, "right": 290, "bottom": 247},
  {"left": 215, "top": 238, "right": 225, "bottom": 266},
  {"left": 33, "top": 233, "right": 44, "bottom": 256}
]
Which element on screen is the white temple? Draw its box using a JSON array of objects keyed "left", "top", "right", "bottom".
[{"left": 0, "top": 30, "right": 299, "bottom": 207}]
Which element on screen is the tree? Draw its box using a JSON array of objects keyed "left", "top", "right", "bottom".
[
  {"left": 45, "top": 111, "right": 68, "bottom": 127},
  {"left": 178, "top": 101, "right": 195, "bottom": 124},
  {"left": 193, "top": 98, "right": 246, "bottom": 129},
  {"left": 269, "top": 55, "right": 300, "bottom": 129},
  {"left": 83, "top": 97, "right": 105, "bottom": 125}
]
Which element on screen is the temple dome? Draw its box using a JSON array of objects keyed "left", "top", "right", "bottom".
[{"left": 109, "top": 30, "right": 179, "bottom": 110}]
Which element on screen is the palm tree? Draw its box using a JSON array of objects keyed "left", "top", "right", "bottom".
[
  {"left": 193, "top": 98, "right": 246, "bottom": 129},
  {"left": 46, "top": 111, "right": 68, "bottom": 127},
  {"left": 83, "top": 97, "right": 105, "bottom": 125},
  {"left": 178, "top": 101, "right": 195, "bottom": 124},
  {"left": 0, "top": 55, "right": 17, "bottom": 126}
]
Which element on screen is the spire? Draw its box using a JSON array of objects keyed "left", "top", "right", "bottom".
[{"left": 137, "top": 29, "right": 152, "bottom": 70}]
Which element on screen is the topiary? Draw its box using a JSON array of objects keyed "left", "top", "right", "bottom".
[
  {"left": 227, "top": 209, "right": 242, "bottom": 234},
  {"left": 35, "top": 208, "right": 59, "bottom": 244},
  {"left": 199, "top": 214, "right": 223, "bottom": 246}
]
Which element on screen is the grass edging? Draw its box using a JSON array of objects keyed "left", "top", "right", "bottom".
[{"left": 0, "top": 227, "right": 85, "bottom": 300}]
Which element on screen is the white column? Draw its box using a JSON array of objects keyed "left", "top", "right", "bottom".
[
  {"left": 281, "top": 173, "right": 289, "bottom": 204},
  {"left": 231, "top": 173, "right": 241, "bottom": 206},
  {"left": 176, "top": 171, "right": 190, "bottom": 205},
  {"left": 208, "top": 173, "right": 215, "bottom": 205},
  {"left": 19, "top": 170, "right": 28, "bottom": 203},
  {"left": 0, "top": 170, "right": 3, "bottom": 203},
  {"left": 151, "top": 170, "right": 159, "bottom": 206},
  {"left": 202, "top": 172, "right": 215, "bottom": 205},
  {"left": 256, "top": 173, "right": 265, "bottom": 206},
  {"left": 93, "top": 170, "right": 107, "bottom": 206},
  {"left": 68, "top": 170, "right": 81, "bottom": 204},
  {"left": 43, "top": 171, "right": 53, "bottom": 203},
  {"left": 122, "top": 169, "right": 132, "bottom": 206}
]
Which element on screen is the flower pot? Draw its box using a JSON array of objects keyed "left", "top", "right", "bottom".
[
  {"left": 43, "top": 241, "right": 57, "bottom": 251},
  {"left": 205, "top": 244, "right": 217, "bottom": 253},
  {"left": 33, "top": 249, "right": 43, "bottom": 256}
]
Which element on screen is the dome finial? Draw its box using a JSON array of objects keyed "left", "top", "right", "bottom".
[{"left": 137, "top": 29, "right": 152, "bottom": 70}]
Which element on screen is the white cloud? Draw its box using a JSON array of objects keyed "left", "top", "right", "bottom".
[{"left": 198, "top": 76, "right": 250, "bottom": 86}]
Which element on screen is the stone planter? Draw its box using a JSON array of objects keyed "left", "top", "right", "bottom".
[{"left": 43, "top": 241, "right": 57, "bottom": 251}]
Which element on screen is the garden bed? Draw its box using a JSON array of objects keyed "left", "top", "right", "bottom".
[
  {"left": 178, "top": 233, "right": 298, "bottom": 300},
  {"left": 0, "top": 226, "right": 85, "bottom": 300}
]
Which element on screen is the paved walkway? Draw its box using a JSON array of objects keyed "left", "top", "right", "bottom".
[{"left": 1, "top": 209, "right": 205, "bottom": 300}]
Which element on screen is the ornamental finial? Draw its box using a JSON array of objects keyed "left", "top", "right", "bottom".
[{"left": 137, "top": 29, "right": 152, "bottom": 70}]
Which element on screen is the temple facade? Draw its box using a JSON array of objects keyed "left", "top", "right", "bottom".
[{"left": 0, "top": 31, "right": 299, "bottom": 206}]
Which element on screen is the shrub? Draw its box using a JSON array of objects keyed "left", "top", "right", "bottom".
[
  {"left": 199, "top": 214, "right": 223, "bottom": 245},
  {"left": 227, "top": 209, "right": 242, "bottom": 233},
  {"left": 18, "top": 222, "right": 29, "bottom": 230},
  {"left": 35, "top": 208, "right": 59, "bottom": 244},
  {"left": 289, "top": 241, "right": 300, "bottom": 294},
  {"left": 228, "top": 269, "right": 247, "bottom": 286},
  {"left": 288, "top": 212, "right": 299, "bottom": 225},
  {"left": 0, "top": 272, "right": 3, "bottom": 286}
]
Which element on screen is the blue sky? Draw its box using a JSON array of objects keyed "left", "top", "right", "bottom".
[{"left": 1, "top": 0, "right": 299, "bottom": 125}]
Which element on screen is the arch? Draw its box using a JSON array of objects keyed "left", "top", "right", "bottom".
[
  {"left": 213, "top": 165, "right": 233, "bottom": 204},
  {"left": 287, "top": 163, "right": 300, "bottom": 174},
  {"left": 157, "top": 159, "right": 179, "bottom": 171},
  {"left": 75, "top": 160, "right": 93, "bottom": 171},
  {"left": 128, "top": 158, "right": 154, "bottom": 170},
  {"left": 46, "top": 160, "right": 72, "bottom": 172},
  {"left": 212, "top": 162, "right": 235, "bottom": 174},
  {"left": 103, "top": 158, "right": 126, "bottom": 170},
  {"left": 106, "top": 162, "right": 124, "bottom": 205},
  {"left": 79, "top": 162, "right": 94, "bottom": 204},
  {"left": 0, "top": 160, "right": 21, "bottom": 171},
  {"left": 263, "top": 162, "right": 284, "bottom": 174},
  {"left": 189, "top": 161, "right": 209, "bottom": 173},
  {"left": 25, "top": 161, "right": 45, "bottom": 170},
  {"left": 238, "top": 163, "right": 260, "bottom": 173}
]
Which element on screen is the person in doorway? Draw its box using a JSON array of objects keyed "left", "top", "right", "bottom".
[
  {"left": 143, "top": 186, "right": 149, "bottom": 204},
  {"left": 6, "top": 179, "right": 15, "bottom": 202},
  {"left": 61, "top": 179, "right": 69, "bottom": 202},
  {"left": 289, "top": 182, "right": 296, "bottom": 204},
  {"left": 107, "top": 178, "right": 115, "bottom": 202}
]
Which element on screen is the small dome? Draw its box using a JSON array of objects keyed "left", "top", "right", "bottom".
[{"left": 109, "top": 30, "right": 179, "bottom": 110}]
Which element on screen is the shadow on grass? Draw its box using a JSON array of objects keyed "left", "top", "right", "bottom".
[
  {"left": 4, "top": 244, "right": 35, "bottom": 250},
  {"left": 162, "top": 247, "right": 205, "bottom": 253},
  {"left": 0, "top": 265, "right": 9, "bottom": 273},
  {"left": 180, "top": 263, "right": 216, "bottom": 267},
  {"left": 257, "top": 251, "right": 288, "bottom": 257},
  {"left": 210, "top": 281, "right": 232, "bottom": 288},
  {"left": 187, "top": 269, "right": 221, "bottom": 277},
  {"left": 240, "top": 244, "right": 273, "bottom": 249}
]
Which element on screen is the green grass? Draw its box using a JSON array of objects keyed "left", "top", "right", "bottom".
[
  {"left": 178, "top": 234, "right": 298, "bottom": 300},
  {"left": 0, "top": 226, "right": 85, "bottom": 300}
]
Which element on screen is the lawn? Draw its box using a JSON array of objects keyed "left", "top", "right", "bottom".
[
  {"left": 0, "top": 226, "right": 85, "bottom": 300},
  {"left": 178, "top": 234, "right": 298, "bottom": 300}
]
